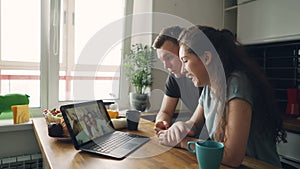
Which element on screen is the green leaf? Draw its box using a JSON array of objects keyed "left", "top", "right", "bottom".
[{"left": 123, "top": 43, "right": 155, "bottom": 94}]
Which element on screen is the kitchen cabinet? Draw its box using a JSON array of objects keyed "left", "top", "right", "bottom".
[
  {"left": 277, "top": 130, "right": 300, "bottom": 168},
  {"left": 153, "top": 0, "right": 223, "bottom": 29},
  {"left": 237, "top": 0, "right": 300, "bottom": 44},
  {"left": 223, "top": 0, "right": 237, "bottom": 35},
  {"left": 279, "top": 118, "right": 300, "bottom": 168}
]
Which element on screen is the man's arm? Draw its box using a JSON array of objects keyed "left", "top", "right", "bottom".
[
  {"left": 157, "top": 104, "right": 206, "bottom": 148},
  {"left": 154, "top": 95, "right": 179, "bottom": 131}
]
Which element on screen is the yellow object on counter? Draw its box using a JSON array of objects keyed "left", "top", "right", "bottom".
[
  {"left": 107, "top": 109, "right": 119, "bottom": 119},
  {"left": 11, "top": 104, "right": 30, "bottom": 124}
]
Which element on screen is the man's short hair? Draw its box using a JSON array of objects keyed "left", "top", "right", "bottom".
[{"left": 152, "top": 26, "right": 184, "bottom": 49}]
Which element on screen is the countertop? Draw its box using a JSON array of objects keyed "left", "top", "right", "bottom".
[{"left": 283, "top": 116, "right": 300, "bottom": 133}]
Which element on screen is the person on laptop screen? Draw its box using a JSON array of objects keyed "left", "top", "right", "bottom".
[
  {"left": 86, "top": 111, "right": 113, "bottom": 139},
  {"left": 66, "top": 110, "right": 83, "bottom": 136},
  {"left": 66, "top": 105, "right": 114, "bottom": 143},
  {"left": 65, "top": 108, "right": 90, "bottom": 144}
]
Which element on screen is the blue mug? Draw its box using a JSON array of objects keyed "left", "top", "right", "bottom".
[{"left": 187, "top": 140, "right": 224, "bottom": 169}]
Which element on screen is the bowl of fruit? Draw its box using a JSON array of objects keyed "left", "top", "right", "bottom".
[{"left": 43, "top": 108, "right": 70, "bottom": 139}]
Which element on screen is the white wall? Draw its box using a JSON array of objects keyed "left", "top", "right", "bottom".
[
  {"left": 153, "top": 0, "right": 223, "bottom": 28},
  {"left": 151, "top": 0, "right": 223, "bottom": 70}
]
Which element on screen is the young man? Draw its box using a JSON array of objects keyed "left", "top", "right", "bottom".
[{"left": 152, "top": 26, "right": 208, "bottom": 139}]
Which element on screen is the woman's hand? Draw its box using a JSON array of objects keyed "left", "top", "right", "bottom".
[{"left": 157, "top": 121, "right": 193, "bottom": 147}]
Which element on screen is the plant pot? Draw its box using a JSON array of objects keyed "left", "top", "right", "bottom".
[{"left": 129, "top": 93, "right": 149, "bottom": 112}]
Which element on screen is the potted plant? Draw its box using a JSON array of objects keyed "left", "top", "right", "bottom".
[{"left": 123, "top": 43, "right": 155, "bottom": 111}]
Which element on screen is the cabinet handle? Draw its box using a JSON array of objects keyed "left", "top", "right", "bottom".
[{"left": 238, "top": 0, "right": 257, "bottom": 6}]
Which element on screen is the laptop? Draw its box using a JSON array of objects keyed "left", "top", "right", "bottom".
[{"left": 60, "top": 100, "right": 150, "bottom": 159}]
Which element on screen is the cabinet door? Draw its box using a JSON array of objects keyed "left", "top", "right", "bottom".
[
  {"left": 237, "top": 0, "right": 300, "bottom": 44},
  {"left": 277, "top": 131, "right": 300, "bottom": 167}
]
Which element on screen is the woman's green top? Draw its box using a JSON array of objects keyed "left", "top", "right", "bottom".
[{"left": 199, "top": 71, "right": 282, "bottom": 167}]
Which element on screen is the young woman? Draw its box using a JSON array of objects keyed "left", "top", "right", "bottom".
[{"left": 157, "top": 25, "right": 287, "bottom": 167}]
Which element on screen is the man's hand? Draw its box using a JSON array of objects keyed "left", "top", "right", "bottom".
[
  {"left": 157, "top": 121, "right": 192, "bottom": 147},
  {"left": 154, "top": 121, "right": 170, "bottom": 134}
]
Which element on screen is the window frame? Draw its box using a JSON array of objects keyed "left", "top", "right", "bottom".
[{"left": 0, "top": 0, "right": 133, "bottom": 121}]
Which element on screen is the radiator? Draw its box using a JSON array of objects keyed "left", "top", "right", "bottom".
[{"left": 0, "top": 153, "right": 43, "bottom": 169}]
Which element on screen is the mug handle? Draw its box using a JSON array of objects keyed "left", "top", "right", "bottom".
[{"left": 187, "top": 141, "right": 196, "bottom": 154}]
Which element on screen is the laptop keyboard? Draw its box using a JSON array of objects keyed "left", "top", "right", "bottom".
[{"left": 91, "top": 132, "right": 134, "bottom": 153}]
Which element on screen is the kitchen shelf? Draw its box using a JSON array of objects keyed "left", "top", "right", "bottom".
[
  {"left": 224, "top": 5, "right": 237, "bottom": 11},
  {"left": 224, "top": 0, "right": 237, "bottom": 9},
  {"left": 223, "top": 0, "right": 237, "bottom": 35}
]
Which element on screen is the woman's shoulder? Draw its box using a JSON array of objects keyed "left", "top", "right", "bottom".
[
  {"left": 227, "top": 71, "right": 254, "bottom": 104},
  {"left": 228, "top": 71, "right": 248, "bottom": 82},
  {"left": 227, "top": 71, "right": 252, "bottom": 89}
]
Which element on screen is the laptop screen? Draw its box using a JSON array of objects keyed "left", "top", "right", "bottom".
[{"left": 61, "top": 100, "right": 115, "bottom": 148}]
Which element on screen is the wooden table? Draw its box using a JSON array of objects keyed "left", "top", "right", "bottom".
[{"left": 32, "top": 118, "right": 281, "bottom": 169}]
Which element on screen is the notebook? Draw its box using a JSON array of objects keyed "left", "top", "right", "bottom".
[{"left": 60, "top": 100, "right": 150, "bottom": 159}]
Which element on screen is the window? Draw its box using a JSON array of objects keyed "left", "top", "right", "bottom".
[
  {"left": 0, "top": 0, "right": 128, "bottom": 120},
  {"left": 0, "top": 0, "right": 42, "bottom": 119},
  {"left": 59, "top": 0, "right": 124, "bottom": 102}
]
